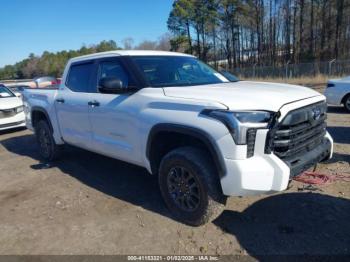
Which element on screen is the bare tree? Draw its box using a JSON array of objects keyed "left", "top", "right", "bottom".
[{"left": 122, "top": 37, "right": 134, "bottom": 50}]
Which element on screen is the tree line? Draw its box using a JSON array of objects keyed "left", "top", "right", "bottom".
[
  {"left": 0, "top": 40, "right": 120, "bottom": 80},
  {"left": 1, "top": 0, "right": 349, "bottom": 79},
  {"left": 168, "top": 0, "right": 350, "bottom": 69},
  {"left": 0, "top": 36, "right": 171, "bottom": 80}
]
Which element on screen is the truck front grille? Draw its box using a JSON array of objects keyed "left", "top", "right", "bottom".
[{"left": 267, "top": 101, "right": 327, "bottom": 162}]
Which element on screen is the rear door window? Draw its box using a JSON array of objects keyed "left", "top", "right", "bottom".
[{"left": 66, "top": 62, "right": 94, "bottom": 92}]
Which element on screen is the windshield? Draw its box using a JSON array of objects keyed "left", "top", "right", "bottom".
[
  {"left": 131, "top": 56, "right": 229, "bottom": 87},
  {"left": 220, "top": 70, "right": 239, "bottom": 82},
  {"left": 0, "top": 85, "right": 15, "bottom": 98}
]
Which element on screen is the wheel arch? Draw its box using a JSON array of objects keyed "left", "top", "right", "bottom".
[
  {"left": 31, "top": 106, "right": 53, "bottom": 132},
  {"left": 341, "top": 93, "right": 350, "bottom": 104},
  {"left": 146, "top": 123, "right": 226, "bottom": 178}
]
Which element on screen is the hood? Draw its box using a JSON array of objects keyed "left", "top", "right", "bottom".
[
  {"left": 329, "top": 76, "right": 350, "bottom": 83},
  {"left": 0, "top": 96, "right": 22, "bottom": 110},
  {"left": 163, "top": 81, "right": 322, "bottom": 112}
]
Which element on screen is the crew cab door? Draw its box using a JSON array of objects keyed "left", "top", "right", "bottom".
[
  {"left": 88, "top": 58, "right": 142, "bottom": 164},
  {"left": 55, "top": 61, "right": 95, "bottom": 149}
]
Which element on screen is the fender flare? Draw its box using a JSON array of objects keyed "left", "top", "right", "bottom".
[
  {"left": 146, "top": 123, "right": 226, "bottom": 177},
  {"left": 31, "top": 106, "right": 54, "bottom": 132}
]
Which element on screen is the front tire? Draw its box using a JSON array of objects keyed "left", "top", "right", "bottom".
[
  {"left": 159, "top": 147, "right": 227, "bottom": 226},
  {"left": 343, "top": 94, "right": 350, "bottom": 112},
  {"left": 34, "top": 120, "right": 62, "bottom": 161}
]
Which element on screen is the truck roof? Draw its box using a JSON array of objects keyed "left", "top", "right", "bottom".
[{"left": 69, "top": 50, "right": 195, "bottom": 63}]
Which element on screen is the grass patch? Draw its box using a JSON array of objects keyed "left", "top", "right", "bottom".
[{"left": 240, "top": 74, "right": 344, "bottom": 88}]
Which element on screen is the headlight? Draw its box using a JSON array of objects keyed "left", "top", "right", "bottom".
[
  {"left": 231, "top": 111, "right": 272, "bottom": 123},
  {"left": 16, "top": 106, "right": 24, "bottom": 113},
  {"left": 203, "top": 110, "right": 273, "bottom": 145}
]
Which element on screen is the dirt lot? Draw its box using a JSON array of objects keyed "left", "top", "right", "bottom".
[{"left": 0, "top": 93, "right": 349, "bottom": 257}]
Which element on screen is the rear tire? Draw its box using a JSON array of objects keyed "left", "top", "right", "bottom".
[
  {"left": 159, "top": 147, "right": 227, "bottom": 226},
  {"left": 343, "top": 94, "right": 350, "bottom": 112},
  {"left": 34, "top": 120, "right": 62, "bottom": 161}
]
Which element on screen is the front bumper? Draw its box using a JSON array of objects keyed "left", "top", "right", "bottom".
[
  {"left": 0, "top": 112, "right": 26, "bottom": 131},
  {"left": 220, "top": 130, "right": 333, "bottom": 196},
  {"left": 287, "top": 135, "right": 332, "bottom": 177}
]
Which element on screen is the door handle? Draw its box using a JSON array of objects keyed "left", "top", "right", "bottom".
[
  {"left": 88, "top": 100, "right": 100, "bottom": 107},
  {"left": 56, "top": 98, "right": 65, "bottom": 103}
]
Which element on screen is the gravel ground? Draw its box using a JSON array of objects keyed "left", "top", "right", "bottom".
[{"left": 0, "top": 93, "right": 349, "bottom": 257}]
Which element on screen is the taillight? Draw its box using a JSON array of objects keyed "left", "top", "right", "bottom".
[
  {"left": 50, "top": 79, "right": 61, "bottom": 85},
  {"left": 327, "top": 83, "right": 335, "bottom": 88}
]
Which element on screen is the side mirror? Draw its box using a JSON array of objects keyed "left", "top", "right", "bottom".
[{"left": 98, "top": 77, "right": 124, "bottom": 94}]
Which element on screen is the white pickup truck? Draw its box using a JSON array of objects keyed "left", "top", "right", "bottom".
[{"left": 23, "top": 51, "right": 333, "bottom": 226}]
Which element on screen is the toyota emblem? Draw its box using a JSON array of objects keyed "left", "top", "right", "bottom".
[{"left": 312, "top": 107, "right": 321, "bottom": 120}]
